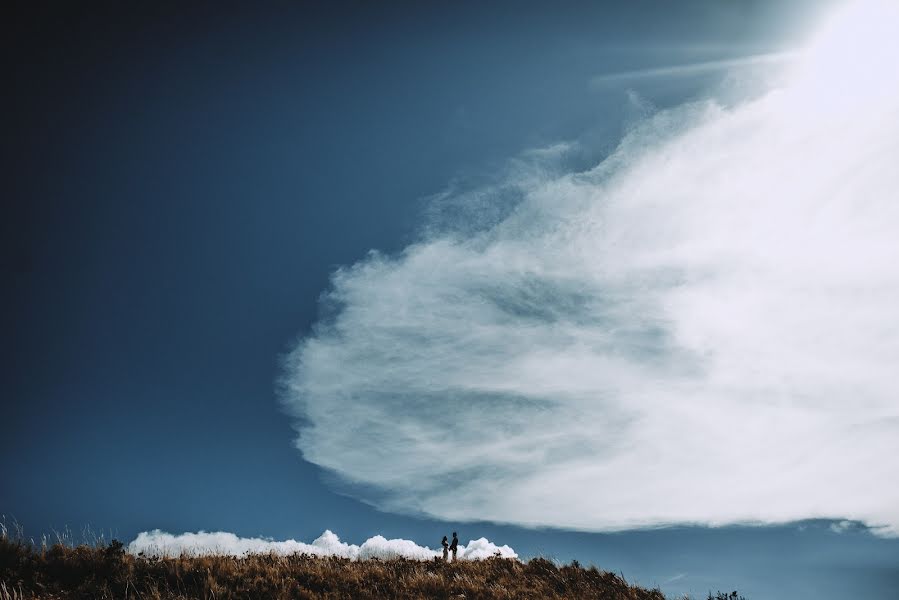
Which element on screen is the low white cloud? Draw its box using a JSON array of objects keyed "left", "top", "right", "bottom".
[
  {"left": 128, "top": 530, "right": 516, "bottom": 560},
  {"left": 128, "top": 530, "right": 355, "bottom": 558},
  {"left": 283, "top": 1, "right": 899, "bottom": 536},
  {"left": 829, "top": 520, "right": 859, "bottom": 534}
]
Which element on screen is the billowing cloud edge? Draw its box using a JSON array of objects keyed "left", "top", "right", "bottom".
[{"left": 282, "top": 1, "right": 899, "bottom": 537}]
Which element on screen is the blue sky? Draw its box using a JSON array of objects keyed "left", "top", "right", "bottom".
[{"left": 3, "top": 2, "right": 899, "bottom": 599}]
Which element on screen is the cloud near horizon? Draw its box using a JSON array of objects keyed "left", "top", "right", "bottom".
[
  {"left": 127, "top": 530, "right": 516, "bottom": 560},
  {"left": 283, "top": 2, "right": 899, "bottom": 536}
]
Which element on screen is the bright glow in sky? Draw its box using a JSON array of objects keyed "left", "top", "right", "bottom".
[
  {"left": 284, "top": 0, "right": 899, "bottom": 536},
  {"left": 790, "top": 0, "right": 899, "bottom": 114}
]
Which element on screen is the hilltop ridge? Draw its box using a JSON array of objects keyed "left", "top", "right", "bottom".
[{"left": 0, "top": 534, "right": 735, "bottom": 600}]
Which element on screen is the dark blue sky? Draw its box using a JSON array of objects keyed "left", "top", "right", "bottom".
[{"left": 3, "top": 2, "right": 897, "bottom": 599}]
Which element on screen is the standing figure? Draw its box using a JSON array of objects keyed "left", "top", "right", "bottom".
[
  {"left": 441, "top": 536, "right": 449, "bottom": 561},
  {"left": 450, "top": 531, "right": 459, "bottom": 561}
]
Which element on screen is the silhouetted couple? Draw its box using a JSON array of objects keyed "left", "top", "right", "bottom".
[{"left": 441, "top": 532, "right": 458, "bottom": 561}]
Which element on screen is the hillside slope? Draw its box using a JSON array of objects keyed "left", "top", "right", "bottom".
[{"left": 0, "top": 536, "right": 676, "bottom": 600}]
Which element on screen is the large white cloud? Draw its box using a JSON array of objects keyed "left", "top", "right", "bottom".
[
  {"left": 127, "top": 530, "right": 516, "bottom": 560},
  {"left": 283, "top": 1, "right": 899, "bottom": 536}
]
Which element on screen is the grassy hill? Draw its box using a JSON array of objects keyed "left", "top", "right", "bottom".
[{"left": 0, "top": 534, "right": 742, "bottom": 600}]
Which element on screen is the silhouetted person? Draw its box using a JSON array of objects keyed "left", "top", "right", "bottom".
[
  {"left": 450, "top": 531, "right": 459, "bottom": 561},
  {"left": 441, "top": 535, "right": 449, "bottom": 561}
]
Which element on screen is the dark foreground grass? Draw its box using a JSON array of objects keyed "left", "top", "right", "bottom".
[
  {"left": 1, "top": 534, "right": 745, "bottom": 600},
  {"left": 0, "top": 535, "right": 668, "bottom": 600}
]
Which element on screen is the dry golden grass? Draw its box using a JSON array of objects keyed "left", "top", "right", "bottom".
[{"left": 0, "top": 534, "right": 671, "bottom": 600}]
